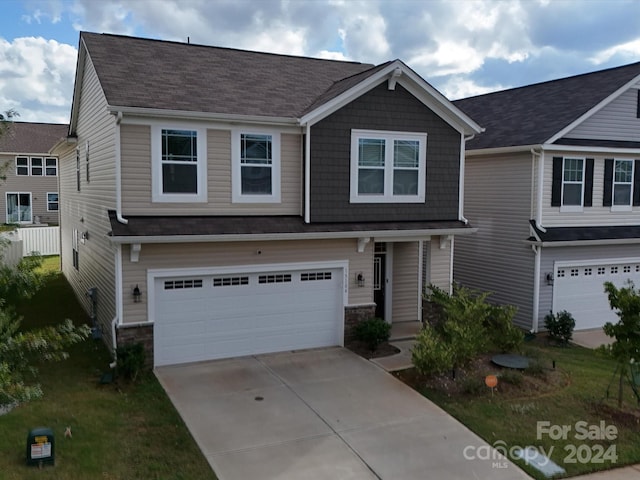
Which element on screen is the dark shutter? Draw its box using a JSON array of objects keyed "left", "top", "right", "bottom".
[
  {"left": 603, "top": 158, "right": 614, "bottom": 207},
  {"left": 637, "top": 90, "right": 640, "bottom": 118},
  {"left": 634, "top": 160, "right": 640, "bottom": 206},
  {"left": 584, "top": 158, "right": 594, "bottom": 207},
  {"left": 551, "top": 157, "right": 563, "bottom": 207}
]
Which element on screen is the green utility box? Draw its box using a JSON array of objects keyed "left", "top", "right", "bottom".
[{"left": 26, "top": 427, "right": 55, "bottom": 466}]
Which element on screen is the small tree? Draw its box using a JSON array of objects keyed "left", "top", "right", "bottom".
[
  {"left": 0, "top": 252, "right": 90, "bottom": 407},
  {"left": 601, "top": 281, "right": 640, "bottom": 408}
]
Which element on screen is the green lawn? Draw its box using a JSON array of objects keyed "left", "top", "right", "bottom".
[
  {"left": 0, "top": 259, "right": 217, "bottom": 479},
  {"left": 411, "top": 341, "right": 640, "bottom": 479}
]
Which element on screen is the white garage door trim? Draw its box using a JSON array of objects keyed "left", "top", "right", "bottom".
[
  {"left": 149, "top": 261, "right": 348, "bottom": 365},
  {"left": 552, "top": 257, "right": 640, "bottom": 330}
]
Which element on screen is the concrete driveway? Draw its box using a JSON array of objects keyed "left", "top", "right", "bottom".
[{"left": 156, "top": 347, "right": 529, "bottom": 480}]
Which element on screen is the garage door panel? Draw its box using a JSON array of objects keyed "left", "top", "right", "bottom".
[
  {"left": 154, "top": 267, "right": 343, "bottom": 366},
  {"left": 554, "top": 261, "right": 640, "bottom": 330}
]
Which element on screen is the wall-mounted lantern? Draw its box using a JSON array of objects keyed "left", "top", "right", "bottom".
[
  {"left": 132, "top": 284, "right": 142, "bottom": 303},
  {"left": 356, "top": 273, "right": 365, "bottom": 288},
  {"left": 545, "top": 272, "right": 554, "bottom": 285}
]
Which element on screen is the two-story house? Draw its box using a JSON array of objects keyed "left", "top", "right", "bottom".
[
  {"left": 453, "top": 62, "right": 640, "bottom": 332},
  {"left": 0, "top": 122, "right": 66, "bottom": 225},
  {"left": 54, "top": 32, "right": 482, "bottom": 367}
]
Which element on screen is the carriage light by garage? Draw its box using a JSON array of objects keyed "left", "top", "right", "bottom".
[
  {"left": 132, "top": 285, "right": 142, "bottom": 303},
  {"left": 545, "top": 272, "right": 554, "bottom": 285},
  {"left": 356, "top": 273, "right": 365, "bottom": 287}
]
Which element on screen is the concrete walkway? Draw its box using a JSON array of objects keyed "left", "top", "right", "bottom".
[
  {"left": 571, "top": 328, "right": 614, "bottom": 349},
  {"left": 157, "top": 347, "right": 529, "bottom": 480}
]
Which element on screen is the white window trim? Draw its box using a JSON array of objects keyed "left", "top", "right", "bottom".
[
  {"left": 6, "top": 192, "right": 32, "bottom": 224},
  {"left": 151, "top": 124, "right": 207, "bottom": 203},
  {"left": 611, "top": 158, "right": 634, "bottom": 212},
  {"left": 46, "top": 192, "right": 59, "bottom": 212},
  {"left": 349, "top": 129, "right": 427, "bottom": 204},
  {"left": 231, "top": 129, "right": 281, "bottom": 203},
  {"left": 560, "top": 157, "right": 584, "bottom": 213},
  {"left": 29, "top": 157, "right": 44, "bottom": 176},
  {"left": 45, "top": 157, "right": 58, "bottom": 177},
  {"left": 15, "top": 156, "right": 29, "bottom": 176}
]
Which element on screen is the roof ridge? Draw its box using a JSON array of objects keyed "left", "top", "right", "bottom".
[{"left": 82, "top": 31, "right": 373, "bottom": 67}]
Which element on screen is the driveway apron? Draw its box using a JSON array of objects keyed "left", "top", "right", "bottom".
[{"left": 156, "top": 347, "right": 530, "bottom": 480}]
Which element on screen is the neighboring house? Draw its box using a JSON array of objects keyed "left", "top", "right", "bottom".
[
  {"left": 54, "top": 32, "right": 482, "bottom": 367},
  {"left": 0, "top": 122, "right": 66, "bottom": 225},
  {"left": 453, "top": 62, "right": 640, "bottom": 332}
]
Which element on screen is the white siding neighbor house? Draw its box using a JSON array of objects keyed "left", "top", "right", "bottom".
[{"left": 454, "top": 62, "right": 640, "bottom": 332}]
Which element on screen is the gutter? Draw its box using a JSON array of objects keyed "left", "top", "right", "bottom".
[
  {"left": 114, "top": 112, "right": 128, "bottom": 225},
  {"left": 531, "top": 245, "right": 541, "bottom": 333},
  {"left": 526, "top": 237, "right": 640, "bottom": 248},
  {"left": 108, "top": 227, "right": 479, "bottom": 245},
  {"left": 531, "top": 148, "right": 543, "bottom": 226},
  {"left": 110, "top": 244, "right": 123, "bottom": 368}
]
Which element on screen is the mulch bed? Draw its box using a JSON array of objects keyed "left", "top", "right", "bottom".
[{"left": 346, "top": 341, "right": 400, "bottom": 360}]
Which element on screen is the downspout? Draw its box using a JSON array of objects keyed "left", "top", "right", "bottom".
[
  {"left": 458, "top": 134, "right": 475, "bottom": 224},
  {"left": 532, "top": 148, "right": 543, "bottom": 227},
  {"left": 417, "top": 240, "right": 424, "bottom": 321},
  {"left": 304, "top": 123, "right": 311, "bottom": 223},
  {"left": 114, "top": 111, "right": 128, "bottom": 225},
  {"left": 110, "top": 243, "right": 123, "bottom": 368},
  {"left": 531, "top": 244, "right": 541, "bottom": 333}
]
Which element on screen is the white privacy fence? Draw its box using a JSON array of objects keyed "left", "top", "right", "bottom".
[
  {"left": 0, "top": 235, "right": 23, "bottom": 267},
  {"left": 18, "top": 226, "right": 60, "bottom": 256}
]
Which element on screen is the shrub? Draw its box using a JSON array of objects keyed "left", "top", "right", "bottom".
[
  {"left": 499, "top": 370, "right": 524, "bottom": 386},
  {"left": 525, "top": 361, "right": 546, "bottom": 377},
  {"left": 460, "top": 376, "right": 485, "bottom": 395},
  {"left": 485, "top": 305, "right": 523, "bottom": 353},
  {"left": 353, "top": 317, "right": 391, "bottom": 351},
  {"left": 412, "top": 326, "right": 454, "bottom": 375},
  {"left": 116, "top": 342, "right": 146, "bottom": 381},
  {"left": 544, "top": 310, "right": 576, "bottom": 345}
]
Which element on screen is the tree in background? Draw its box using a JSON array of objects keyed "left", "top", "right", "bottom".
[
  {"left": 601, "top": 281, "right": 640, "bottom": 408},
  {"left": 0, "top": 109, "right": 19, "bottom": 182}
]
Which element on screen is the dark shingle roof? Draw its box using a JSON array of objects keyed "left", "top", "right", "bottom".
[
  {"left": 0, "top": 122, "right": 68, "bottom": 154},
  {"left": 454, "top": 62, "right": 640, "bottom": 150},
  {"left": 107, "top": 211, "right": 473, "bottom": 238},
  {"left": 81, "top": 32, "right": 376, "bottom": 118},
  {"left": 529, "top": 221, "right": 640, "bottom": 243}
]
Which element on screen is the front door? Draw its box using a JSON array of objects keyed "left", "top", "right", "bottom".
[{"left": 374, "top": 243, "right": 386, "bottom": 319}]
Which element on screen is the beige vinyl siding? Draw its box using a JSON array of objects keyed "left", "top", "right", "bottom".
[
  {"left": 564, "top": 85, "right": 640, "bottom": 141},
  {"left": 0, "top": 153, "right": 59, "bottom": 224},
  {"left": 541, "top": 152, "right": 640, "bottom": 227},
  {"left": 392, "top": 242, "right": 419, "bottom": 322},
  {"left": 538, "top": 244, "right": 640, "bottom": 330},
  {"left": 121, "top": 238, "right": 373, "bottom": 325},
  {"left": 121, "top": 125, "right": 302, "bottom": 215},
  {"left": 59, "top": 54, "right": 117, "bottom": 348},
  {"left": 454, "top": 152, "right": 535, "bottom": 329},
  {"left": 427, "top": 237, "right": 452, "bottom": 292}
]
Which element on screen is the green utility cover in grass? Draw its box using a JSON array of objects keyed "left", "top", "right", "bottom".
[{"left": 26, "top": 427, "right": 55, "bottom": 466}]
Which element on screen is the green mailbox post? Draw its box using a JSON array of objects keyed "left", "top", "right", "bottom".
[{"left": 26, "top": 427, "right": 55, "bottom": 466}]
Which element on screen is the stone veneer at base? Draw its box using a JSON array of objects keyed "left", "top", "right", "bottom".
[
  {"left": 116, "top": 323, "right": 154, "bottom": 368},
  {"left": 344, "top": 304, "right": 376, "bottom": 342}
]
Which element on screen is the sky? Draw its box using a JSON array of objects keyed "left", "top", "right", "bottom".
[{"left": 1, "top": 0, "right": 640, "bottom": 124}]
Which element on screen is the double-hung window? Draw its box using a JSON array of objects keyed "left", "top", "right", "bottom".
[
  {"left": 613, "top": 159, "right": 633, "bottom": 206},
  {"left": 350, "top": 130, "right": 426, "bottom": 203},
  {"left": 232, "top": 130, "right": 281, "bottom": 203},
  {"left": 151, "top": 125, "right": 207, "bottom": 202},
  {"left": 561, "top": 157, "right": 584, "bottom": 208},
  {"left": 16, "top": 157, "right": 28, "bottom": 176},
  {"left": 45, "top": 157, "right": 57, "bottom": 176},
  {"left": 30, "top": 157, "right": 43, "bottom": 176},
  {"left": 47, "top": 192, "right": 59, "bottom": 211},
  {"left": 15, "top": 156, "right": 56, "bottom": 176}
]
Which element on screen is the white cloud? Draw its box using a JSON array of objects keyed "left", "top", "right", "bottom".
[
  {"left": 440, "top": 77, "right": 508, "bottom": 101},
  {"left": 0, "top": 37, "right": 76, "bottom": 122},
  {"left": 589, "top": 38, "right": 640, "bottom": 65}
]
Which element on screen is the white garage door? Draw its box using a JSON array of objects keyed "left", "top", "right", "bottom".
[
  {"left": 553, "top": 260, "right": 640, "bottom": 330},
  {"left": 153, "top": 266, "right": 344, "bottom": 366}
]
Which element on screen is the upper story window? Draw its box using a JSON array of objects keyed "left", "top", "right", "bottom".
[
  {"left": 562, "top": 157, "right": 584, "bottom": 206},
  {"left": 604, "top": 158, "right": 639, "bottom": 209},
  {"left": 350, "top": 129, "right": 426, "bottom": 203},
  {"left": 232, "top": 130, "right": 281, "bottom": 203},
  {"left": 151, "top": 125, "right": 207, "bottom": 203},
  {"left": 613, "top": 159, "right": 633, "bottom": 206},
  {"left": 16, "top": 156, "right": 57, "bottom": 176},
  {"left": 552, "top": 156, "right": 593, "bottom": 211}
]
